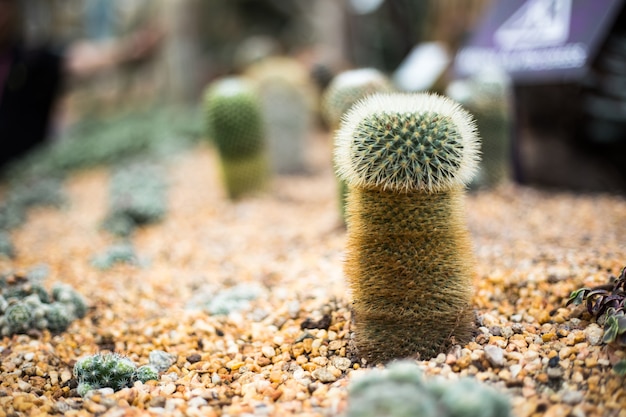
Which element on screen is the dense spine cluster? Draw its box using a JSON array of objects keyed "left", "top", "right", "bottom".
[{"left": 335, "top": 93, "right": 480, "bottom": 363}]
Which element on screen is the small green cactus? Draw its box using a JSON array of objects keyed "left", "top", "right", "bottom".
[
  {"left": 74, "top": 353, "right": 137, "bottom": 395},
  {"left": 91, "top": 243, "right": 139, "bottom": 270},
  {"left": 344, "top": 361, "right": 511, "bottom": 417},
  {"left": 335, "top": 93, "right": 480, "bottom": 363},
  {"left": 323, "top": 68, "right": 394, "bottom": 222},
  {"left": 4, "top": 301, "right": 33, "bottom": 334},
  {"left": 73, "top": 350, "right": 173, "bottom": 396},
  {"left": 204, "top": 77, "right": 269, "bottom": 199}
]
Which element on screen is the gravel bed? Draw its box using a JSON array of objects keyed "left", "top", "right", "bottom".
[{"left": 1, "top": 133, "right": 625, "bottom": 417}]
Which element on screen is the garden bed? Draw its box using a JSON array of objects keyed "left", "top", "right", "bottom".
[{"left": 1, "top": 132, "right": 625, "bottom": 417}]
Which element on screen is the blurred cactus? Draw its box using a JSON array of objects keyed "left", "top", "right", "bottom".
[
  {"left": 322, "top": 68, "right": 394, "bottom": 130},
  {"left": 246, "top": 57, "right": 315, "bottom": 175},
  {"left": 323, "top": 68, "right": 394, "bottom": 222},
  {"left": 203, "top": 77, "right": 269, "bottom": 199},
  {"left": 446, "top": 68, "right": 512, "bottom": 189},
  {"left": 101, "top": 161, "right": 168, "bottom": 237},
  {"left": 91, "top": 243, "right": 139, "bottom": 270},
  {"left": 0, "top": 274, "right": 87, "bottom": 336},
  {"left": 335, "top": 93, "right": 480, "bottom": 363},
  {"left": 345, "top": 361, "right": 511, "bottom": 417}
]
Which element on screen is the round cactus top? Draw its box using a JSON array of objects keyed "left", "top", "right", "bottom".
[
  {"left": 334, "top": 93, "right": 480, "bottom": 193},
  {"left": 322, "top": 68, "right": 393, "bottom": 129}
]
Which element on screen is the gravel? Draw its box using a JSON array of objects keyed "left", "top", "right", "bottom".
[{"left": 1, "top": 133, "right": 625, "bottom": 417}]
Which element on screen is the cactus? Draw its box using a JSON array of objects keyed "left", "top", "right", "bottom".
[
  {"left": 334, "top": 93, "right": 480, "bottom": 363},
  {"left": 74, "top": 353, "right": 137, "bottom": 395},
  {"left": 91, "top": 242, "right": 139, "bottom": 270},
  {"left": 446, "top": 68, "right": 512, "bottom": 189},
  {"left": 344, "top": 361, "right": 511, "bottom": 417},
  {"left": 204, "top": 77, "right": 269, "bottom": 199},
  {"left": 323, "top": 69, "right": 394, "bottom": 222},
  {"left": 245, "top": 57, "right": 315, "bottom": 175},
  {"left": 73, "top": 350, "right": 172, "bottom": 396},
  {"left": 101, "top": 161, "right": 168, "bottom": 237},
  {"left": 0, "top": 274, "right": 87, "bottom": 336}
]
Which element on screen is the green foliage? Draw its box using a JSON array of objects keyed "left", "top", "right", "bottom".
[
  {"left": 0, "top": 274, "right": 87, "bottom": 336},
  {"left": 74, "top": 350, "right": 175, "bottom": 396},
  {"left": 344, "top": 361, "right": 511, "bottom": 417}
]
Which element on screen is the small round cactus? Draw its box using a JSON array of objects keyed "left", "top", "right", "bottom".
[
  {"left": 335, "top": 93, "right": 480, "bottom": 363},
  {"left": 74, "top": 353, "right": 137, "bottom": 395},
  {"left": 135, "top": 364, "right": 159, "bottom": 383},
  {"left": 204, "top": 76, "right": 269, "bottom": 199},
  {"left": 4, "top": 301, "right": 33, "bottom": 334}
]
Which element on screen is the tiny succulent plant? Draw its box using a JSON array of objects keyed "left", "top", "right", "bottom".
[
  {"left": 0, "top": 274, "right": 87, "bottom": 336},
  {"left": 203, "top": 76, "right": 269, "bottom": 199},
  {"left": 344, "top": 361, "right": 511, "bottom": 417},
  {"left": 91, "top": 243, "right": 139, "bottom": 270},
  {"left": 335, "top": 92, "right": 480, "bottom": 363},
  {"left": 567, "top": 265, "right": 626, "bottom": 346},
  {"left": 73, "top": 350, "right": 176, "bottom": 396}
]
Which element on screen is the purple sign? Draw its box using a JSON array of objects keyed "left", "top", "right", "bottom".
[{"left": 454, "top": 0, "right": 625, "bottom": 83}]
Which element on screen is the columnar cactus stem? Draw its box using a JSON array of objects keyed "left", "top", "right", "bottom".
[
  {"left": 335, "top": 93, "right": 480, "bottom": 363},
  {"left": 204, "top": 77, "right": 268, "bottom": 199}
]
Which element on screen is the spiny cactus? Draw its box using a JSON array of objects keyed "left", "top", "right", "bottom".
[
  {"left": 204, "top": 77, "right": 269, "bottom": 199},
  {"left": 0, "top": 274, "right": 87, "bottom": 336},
  {"left": 322, "top": 68, "right": 394, "bottom": 222},
  {"left": 335, "top": 93, "right": 480, "bottom": 363},
  {"left": 344, "top": 361, "right": 511, "bottom": 417},
  {"left": 74, "top": 350, "right": 175, "bottom": 396},
  {"left": 74, "top": 353, "right": 138, "bottom": 396}
]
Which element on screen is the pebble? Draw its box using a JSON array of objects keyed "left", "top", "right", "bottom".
[
  {"left": 484, "top": 345, "right": 505, "bottom": 368},
  {"left": 311, "top": 368, "right": 337, "bottom": 383},
  {"left": 561, "top": 390, "right": 584, "bottom": 405},
  {"left": 584, "top": 324, "right": 604, "bottom": 346}
]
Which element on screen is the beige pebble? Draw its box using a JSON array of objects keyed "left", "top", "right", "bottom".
[
  {"left": 312, "top": 367, "right": 337, "bottom": 383},
  {"left": 161, "top": 383, "right": 177, "bottom": 396},
  {"left": 261, "top": 346, "right": 276, "bottom": 358}
]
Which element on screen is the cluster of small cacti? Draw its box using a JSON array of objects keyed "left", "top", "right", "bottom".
[
  {"left": 322, "top": 68, "right": 394, "bottom": 221},
  {"left": 335, "top": 92, "right": 480, "bottom": 363},
  {"left": 344, "top": 361, "right": 511, "bottom": 417},
  {"left": 73, "top": 350, "right": 177, "bottom": 396},
  {"left": 203, "top": 76, "right": 269, "bottom": 199},
  {"left": 446, "top": 68, "right": 511, "bottom": 189},
  {"left": 0, "top": 274, "right": 87, "bottom": 336},
  {"left": 91, "top": 243, "right": 140, "bottom": 270},
  {"left": 101, "top": 161, "right": 168, "bottom": 237}
]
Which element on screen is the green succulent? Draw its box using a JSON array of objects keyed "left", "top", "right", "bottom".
[
  {"left": 74, "top": 353, "right": 137, "bottom": 394},
  {"left": 135, "top": 365, "right": 159, "bottom": 383}
]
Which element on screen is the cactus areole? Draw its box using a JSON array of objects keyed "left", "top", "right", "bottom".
[{"left": 335, "top": 93, "right": 481, "bottom": 363}]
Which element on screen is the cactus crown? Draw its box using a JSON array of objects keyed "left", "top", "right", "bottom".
[{"left": 335, "top": 93, "right": 480, "bottom": 193}]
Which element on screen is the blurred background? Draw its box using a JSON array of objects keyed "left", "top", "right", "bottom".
[{"left": 2, "top": 0, "right": 626, "bottom": 194}]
